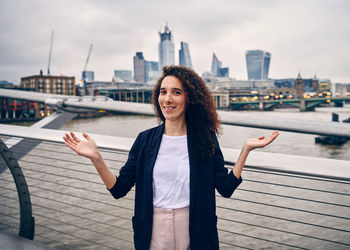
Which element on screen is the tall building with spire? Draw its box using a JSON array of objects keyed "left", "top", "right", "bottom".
[
  {"left": 245, "top": 50, "right": 271, "bottom": 80},
  {"left": 179, "top": 42, "right": 192, "bottom": 68},
  {"left": 158, "top": 23, "right": 175, "bottom": 69},
  {"left": 296, "top": 73, "right": 304, "bottom": 99}
]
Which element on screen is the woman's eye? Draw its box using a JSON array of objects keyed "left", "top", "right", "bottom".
[
  {"left": 160, "top": 90, "right": 166, "bottom": 95},
  {"left": 175, "top": 91, "right": 181, "bottom": 95}
]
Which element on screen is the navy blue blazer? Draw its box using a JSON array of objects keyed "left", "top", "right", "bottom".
[{"left": 108, "top": 123, "right": 242, "bottom": 250}]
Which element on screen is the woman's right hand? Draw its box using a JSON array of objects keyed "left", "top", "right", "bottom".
[{"left": 63, "top": 132, "right": 99, "bottom": 160}]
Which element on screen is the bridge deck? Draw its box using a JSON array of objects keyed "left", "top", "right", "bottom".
[{"left": 0, "top": 230, "right": 54, "bottom": 250}]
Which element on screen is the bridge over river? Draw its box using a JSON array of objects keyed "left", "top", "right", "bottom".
[{"left": 230, "top": 97, "right": 350, "bottom": 111}]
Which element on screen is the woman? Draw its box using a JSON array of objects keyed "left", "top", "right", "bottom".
[{"left": 63, "top": 65, "right": 279, "bottom": 250}]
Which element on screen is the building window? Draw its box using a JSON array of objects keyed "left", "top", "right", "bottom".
[
  {"left": 38, "top": 79, "right": 44, "bottom": 93},
  {"left": 57, "top": 79, "right": 62, "bottom": 94},
  {"left": 68, "top": 80, "right": 73, "bottom": 95},
  {"left": 46, "top": 82, "right": 50, "bottom": 93}
]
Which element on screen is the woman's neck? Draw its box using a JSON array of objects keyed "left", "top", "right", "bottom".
[{"left": 164, "top": 119, "right": 187, "bottom": 136}]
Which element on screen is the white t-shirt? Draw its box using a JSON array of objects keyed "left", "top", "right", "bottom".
[{"left": 152, "top": 134, "right": 190, "bottom": 209}]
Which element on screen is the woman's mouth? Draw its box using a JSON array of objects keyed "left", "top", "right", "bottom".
[{"left": 163, "top": 106, "right": 176, "bottom": 112}]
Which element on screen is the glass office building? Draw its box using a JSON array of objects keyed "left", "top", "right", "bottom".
[
  {"left": 246, "top": 50, "right": 271, "bottom": 80},
  {"left": 179, "top": 42, "right": 192, "bottom": 68},
  {"left": 82, "top": 71, "right": 94, "bottom": 82},
  {"left": 211, "top": 53, "right": 229, "bottom": 77},
  {"left": 114, "top": 70, "right": 132, "bottom": 82},
  {"left": 158, "top": 24, "right": 175, "bottom": 69},
  {"left": 145, "top": 61, "right": 159, "bottom": 83},
  {"left": 211, "top": 53, "right": 221, "bottom": 76}
]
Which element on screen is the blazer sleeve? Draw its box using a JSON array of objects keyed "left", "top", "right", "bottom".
[
  {"left": 213, "top": 134, "right": 242, "bottom": 198},
  {"left": 108, "top": 133, "right": 141, "bottom": 199}
]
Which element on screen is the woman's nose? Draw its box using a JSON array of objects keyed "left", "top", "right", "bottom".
[{"left": 164, "top": 93, "right": 172, "bottom": 102}]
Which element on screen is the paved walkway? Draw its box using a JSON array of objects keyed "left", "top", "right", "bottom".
[{"left": 0, "top": 231, "right": 54, "bottom": 250}]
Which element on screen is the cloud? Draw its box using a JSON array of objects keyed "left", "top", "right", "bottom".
[{"left": 0, "top": 0, "right": 349, "bottom": 83}]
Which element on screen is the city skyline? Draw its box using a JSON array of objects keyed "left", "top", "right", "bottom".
[{"left": 0, "top": 0, "right": 349, "bottom": 84}]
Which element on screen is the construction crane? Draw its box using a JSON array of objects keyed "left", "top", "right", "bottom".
[
  {"left": 47, "top": 30, "right": 54, "bottom": 75},
  {"left": 81, "top": 44, "right": 93, "bottom": 86}
]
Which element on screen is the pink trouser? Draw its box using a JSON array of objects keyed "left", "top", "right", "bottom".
[{"left": 150, "top": 206, "right": 190, "bottom": 250}]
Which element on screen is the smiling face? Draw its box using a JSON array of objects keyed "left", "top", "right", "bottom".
[{"left": 158, "top": 76, "right": 187, "bottom": 123}]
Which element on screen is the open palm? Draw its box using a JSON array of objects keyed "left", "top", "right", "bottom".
[
  {"left": 245, "top": 130, "right": 279, "bottom": 151},
  {"left": 63, "top": 132, "right": 98, "bottom": 159}
]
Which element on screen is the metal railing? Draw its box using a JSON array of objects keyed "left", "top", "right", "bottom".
[{"left": 0, "top": 134, "right": 350, "bottom": 249}]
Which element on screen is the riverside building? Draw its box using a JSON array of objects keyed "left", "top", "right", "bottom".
[{"left": 20, "top": 73, "right": 75, "bottom": 117}]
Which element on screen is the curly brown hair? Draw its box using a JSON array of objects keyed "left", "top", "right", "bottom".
[{"left": 152, "top": 65, "right": 221, "bottom": 160}]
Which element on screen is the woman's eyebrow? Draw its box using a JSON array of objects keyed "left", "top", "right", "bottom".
[
  {"left": 173, "top": 88, "right": 184, "bottom": 92},
  {"left": 160, "top": 87, "right": 184, "bottom": 91}
]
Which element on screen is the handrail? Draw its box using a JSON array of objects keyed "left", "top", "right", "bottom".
[{"left": 1, "top": 124, "right": 349, "bottom": 180}]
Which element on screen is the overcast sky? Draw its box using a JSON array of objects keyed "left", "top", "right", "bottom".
[{"left": 1, "top": 0, "right": 349, "bottom": 84}]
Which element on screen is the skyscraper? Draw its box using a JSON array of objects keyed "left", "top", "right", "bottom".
[
  {"left": 211, "top": 53, "right": 229, "bottom": 77},
  {"left": 158, "top": 23, "right": 175, "bottom": 69},
  {"left": 245, "top": 50, "right": 271, "bottom": 80},
  {"left": 145, "top": 61, "right": 159, "bottom": 83},
  {"left": 179, "top": 42, "right": 192, "bottom": 68},
  {"left": 211, "top": 53, "right": 221, "bottom": 76},
  {"left": 133, "top": 52, "right": 146, "bottom": 83}
]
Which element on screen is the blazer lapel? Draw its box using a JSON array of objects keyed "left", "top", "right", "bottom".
[
  {"left": 187, "top": 126, "right": 197, "bottom": 223},
  {"left": 146, "top": 123, "right": 165, "bottom": 175}
]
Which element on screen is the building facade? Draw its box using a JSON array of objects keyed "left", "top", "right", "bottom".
[
  {"left": 211, "top": 53, "right": 221, "bottom": 76},
  {"left": 82, "top": 71, "right": 94, "bottom": 82},
  {"left": 211, "top": 53, "right": 229, "bottom": 77},
  {"left": 114, "top": 70, "right": 133, "bottom": 82},
  {"left": 145, "top": 61, "right": 160, "bottom": 83},
  {"left": 179, "top": 42, "right": 192, "bottom": 68},
  {"left": 295, "top": 73, "right": 304, "bottom": 99},
  {"left": 20, "top": 74, "right": 75, "bottom": 117},
  {"left": 158, "top": 23, "right": 175, "bottom": 69},
  {"left": 133, "top": 52, "right": 146, "bottom": 83},
  {"left": 335, "top": 83, "right": 350, "bottom": 97},
  {"left": 246, "top": 50, "right": 271, "bottom": 80},
  {"left": 219, "top": 68, "right": 229, "bottom": 78}
]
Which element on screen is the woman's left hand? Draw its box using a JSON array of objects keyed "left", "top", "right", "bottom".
[{"left": 244, "top": 130, "right": 279, "bottom": 152}]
